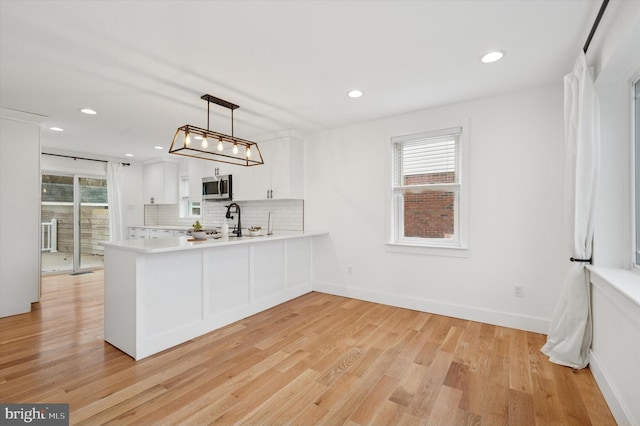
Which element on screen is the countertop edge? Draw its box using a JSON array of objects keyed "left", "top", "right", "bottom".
[{"left": 103, "top": 231, "right": 329, "bottom": 254}]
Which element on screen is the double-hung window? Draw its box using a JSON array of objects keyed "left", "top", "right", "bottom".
[{"left": 390, "top": 123, "right": 468, "bottom": 254}]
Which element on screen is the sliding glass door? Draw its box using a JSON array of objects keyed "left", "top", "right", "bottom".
[
  {"left": 41, "top": 174, "right": 74, "bottom": 272},
  {"left": 78, "top": 177, "right": 109, "bottom": 270},
  {"left": 41, "top": 174, "right": 109, "bottom": 273}
]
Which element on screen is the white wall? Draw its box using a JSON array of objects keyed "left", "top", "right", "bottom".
[
  {"left": 305, "top": 83, "right": 567, "bottom": 333},
  {"left": 0, "top": 116, "right": 41, "bottom": 317}
]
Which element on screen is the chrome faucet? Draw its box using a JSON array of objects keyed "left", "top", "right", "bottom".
[{"left": 225, "top": 203, "right": 242, "bottom": 237}]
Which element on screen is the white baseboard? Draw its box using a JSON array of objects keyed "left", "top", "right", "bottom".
[
  {"left": 311, "top": 280, "right": 549, "bottom": 334},
  {"left": 589, "top": 350, "right": 633, "bottom": 426}
]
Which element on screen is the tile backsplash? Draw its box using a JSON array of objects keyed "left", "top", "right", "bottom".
[{"left": 144, "top": 199, "right": 304, "bottom": 231}]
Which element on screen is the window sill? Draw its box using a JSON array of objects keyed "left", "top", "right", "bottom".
[
  {"left": 385, "top": 242, "right": 469, "bottom": 258},
  {"left": 587, "top": 266, "right": 640, "bottom": 309}
]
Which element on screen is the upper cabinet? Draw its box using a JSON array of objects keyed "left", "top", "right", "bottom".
[
  {"left": 234, "top": 135, "right": 303, "bottom": 201},
  {"left": 143, "top": 160, "right": 178, "bottom": 204},
  {"left": 158, "top": 133, "right": 303, "bottom": 203},
  {"left": 269, "top": 135, "right": 304, "bottom": 200},
  {"left": 178, "top": 158, "right": 216, "bottom": 202},
  {"left": 188, "top": 159, "right": 205, "bottom": 202},
  {"left": 229, "top": 165, "right": 255, "bottom": 201}
]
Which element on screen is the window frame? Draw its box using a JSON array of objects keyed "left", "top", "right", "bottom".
[
  {"left": 387, "top": 120, "right": 469, "bottom": 257},
  {"left": 178, "top": 175, "right": 202, "bottom": 219},
  {"left": 633, "top": 77, "right": 640, "bottom": 270}
]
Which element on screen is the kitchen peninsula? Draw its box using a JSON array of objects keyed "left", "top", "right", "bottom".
[{"left": 102, "top": 231, "right": 327, "bottom": 360}]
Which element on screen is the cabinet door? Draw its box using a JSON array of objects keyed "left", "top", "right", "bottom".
[
  {"left": 253, "top": 142, "right": 272, "bottom": 200},
  {"left": 269, "top": 138, "right": 289, "bottom": 199},
  {"left": 163, "top": 162, "right": 178, "bottom": 204},
  {"left": 256, "top": 136, "right": 303, "bottom": 200},
  {"left": 143, "top": 161, "right": 178, "bottom": 204},
  {"left": 228, "top": 164, "right": 255, "bottom": 201},
  {"left": 285, "top": 136, "right": 304, "bottom": 199},
  {"left": 149, "top": 229, "right": 174, "bottom": 239},
  {"left": 129, "top": 227, "right": 148, "bottom": 240},
  {"left": 203, "top": 161, "right": 229, "bottom": 178},
  {"left": 188, "top": 159, "right": 205, "bottom": 202},
  {"left": 143, "top": 162, "right": 163, "bottom": 204}
]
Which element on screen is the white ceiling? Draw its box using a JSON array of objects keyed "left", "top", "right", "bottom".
[{"left": 1, "top": 0, "right": 601, "bottom": 162}]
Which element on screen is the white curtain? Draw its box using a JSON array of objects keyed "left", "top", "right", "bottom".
[
  {"left": 106, "top": 162, "right": 125, "bottom": 242},
  {"left": 541, "top": 52, "right": 600, "bottom": 369}
]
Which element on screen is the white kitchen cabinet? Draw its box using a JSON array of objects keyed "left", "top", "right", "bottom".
[
  {"left": 128, "top": 227, "right": 149, "bottom": 240},
  {"left": 143, "top": 161, "right": 178, "bottom": 204},
  {"left": 257, "top": 136, "right": 303, "bottom": 200},
  {"left": 276, "top": 136, "right": 304, "bottom": 199},
  {"left": 252, "top": 142, "right": 272, "bottom": 200},
  {"left": 165, "top": 135, "right": 303, "bottom": 203},
  {"left": 103, "top": 232, "right": 322, "bottom": 360},
  {"left": 129, "top": 227, "right": 189, "bottom": 240},
  {"left": 203, "top": 161, "right": 226, "bottom": 179},
  {"left": 149, "top": 228, "right": 174, "bottom": 239},
  {"left": 229, "top": 165, "right": 255, "bottom": 201},
  {"left": 230, "top": 135, "right": 304, "bottom": 201},
  {"left": 202, "top": 159, "right": 253, "bottom": 201},
  {"left": 188, "top": 159, "right": 205, "bottom": 202}
]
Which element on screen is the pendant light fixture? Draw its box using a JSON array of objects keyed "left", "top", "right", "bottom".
[{"left": 169, "top": 94, "right": 264, "bottom": 166}]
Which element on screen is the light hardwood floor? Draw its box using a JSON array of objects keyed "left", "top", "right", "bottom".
[{"left": 0, "top": 270, "right": 615, "bottom": 425}]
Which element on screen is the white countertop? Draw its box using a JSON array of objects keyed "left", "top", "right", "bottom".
[
  {"left": 103, "top": 230, "right": 328, "bottom": 253},
  {"left": 129, "top": 225, "right": 191, "bottom": 230}
]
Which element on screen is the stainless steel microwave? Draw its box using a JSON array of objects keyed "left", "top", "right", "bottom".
[{"left": 202, "top": 175, "right": 232, "bottom": 201}]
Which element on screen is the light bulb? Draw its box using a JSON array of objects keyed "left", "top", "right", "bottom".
[
  {"left": 217, "top": 138, "right": 224, "bottom": 151},
  {"left": 246, "top": 146, "right": 252, "bottom": 158},
  {"left": 185, "top": 133, "right": 191, "bottom": 146},
  {"left": 201, "top": 136, "right": 208, "bottom": 148},
  {"left": 233, "top": 143, "right": 238, "bottom": 155}
]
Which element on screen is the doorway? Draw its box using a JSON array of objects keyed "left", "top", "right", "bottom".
[{"left": 41, "top": 174, "right": 109, "bottom": 273}]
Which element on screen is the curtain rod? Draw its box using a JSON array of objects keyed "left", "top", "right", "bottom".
[
  {"left": 43, "top": 152, "right": 130, "bottom": 166},
  {"left": 583, "top": 0, "right": 609, "bottom": 53}
]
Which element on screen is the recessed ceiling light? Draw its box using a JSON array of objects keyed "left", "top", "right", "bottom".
[
  {"left": 481, "top": 51, "right": 504, "bottom": 63},
  {"left": 154, "top": 146, "right": 164, "bottom": 150},
  {"left": 124, "top": 153, "right": 134, "bottom": 157},
  {"left": 80, "top": 108, "right": 97, "bottom": 115},
  {"left": 347, "top": 89, "right": 363, "bottom": 98},
  {"left": 49, "top": 127, "right": 64, "bottom": 132}
]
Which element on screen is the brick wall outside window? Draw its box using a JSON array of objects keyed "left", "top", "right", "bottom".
[{"left": 403, "top": 172, "right": 455, "bottom": 238}]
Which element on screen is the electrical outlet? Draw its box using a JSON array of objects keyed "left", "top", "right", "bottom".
[
  {"left": 514, "top": 285, "right": 524, "bottom": 298},
  {"left": 347, "top": 266, "right": 353, "bottom": 275}
]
